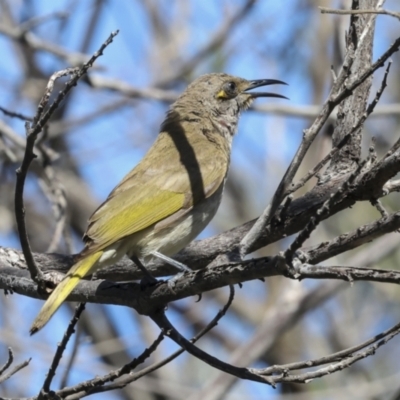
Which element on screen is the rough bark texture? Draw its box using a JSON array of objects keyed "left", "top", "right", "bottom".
[
  {"left": 327, "top": 0, "right": 376, "bottom": 177},
  {"left": 2, "top": 0, "right": 400, "bottom": 398}
]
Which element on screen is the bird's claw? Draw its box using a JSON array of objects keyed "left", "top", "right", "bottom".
[{"left": 167, "top": 272, "right": 185, "bottom": 293}]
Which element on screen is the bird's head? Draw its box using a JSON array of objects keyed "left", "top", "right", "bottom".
[{"left": 174, "top": 73, "right": 287, "bottom": 118}]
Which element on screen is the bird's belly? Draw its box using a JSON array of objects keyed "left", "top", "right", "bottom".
[{"left": 129, "top": 187, "right": 223, "bottom": 260}]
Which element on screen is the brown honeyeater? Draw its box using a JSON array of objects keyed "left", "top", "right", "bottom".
[{"left": 30, "top": 73, "right": 287, "bottom": 334}]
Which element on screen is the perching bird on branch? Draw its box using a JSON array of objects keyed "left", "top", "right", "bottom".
[{"left": 30, "top": 72, "right": 287, "bottom": 334}]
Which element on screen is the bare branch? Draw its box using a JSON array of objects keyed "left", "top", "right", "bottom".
[
  {"left": 285, "top": 159, "right": 367, "bottom": 263},
  {"left": 40, "top": 303, "right": 85, "bottom": 396},
  {"left": 304, "top": 211, "right": 400, "bottom": 265},
  {"left": 14, "top": 31, "right": 119, "bottom": 286},
  {"left": 0, "top": 21, "right": 90, "bottom": 65},
  {"left": 0, "top": 105, "right": 32, "bottom": 121},
  {"left": 286, "top": 134, "right": 351, "bottom": 196},
  {"left": 150, "top": 309, "right": 275, "bottom": 386},
  {"left": 320, "top": 7, "right": 400, "bottom": 21},
  {"left": 86, "top": 74, "right": 178, "bottom": 101},
  {"left": 18, "top": 11, "right": 69, "bottom": 33},
  {"left": 0, "top": 347, "right": 13, "bottom": 375},
  {"left": 56, "top": 286, "right": 235, "bottom": 398},
  {"left": 0, "top": 351, "right": 31, "bottom": 384},
  {"left": 240, "top": 8, "right": 397, "bottom": 257},
  {"left": 383, "top": 179, "right": 400, "bottom": 194},
  {"left": 154, "top": 0, "right": 256, "bottom": 86},
  {"left": 59, "top": 324, "right": 82, "bottom": 389}
]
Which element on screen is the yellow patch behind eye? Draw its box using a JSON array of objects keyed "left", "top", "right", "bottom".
[{"left": 216, "top": 90, "right": 229, "bottom": 99}]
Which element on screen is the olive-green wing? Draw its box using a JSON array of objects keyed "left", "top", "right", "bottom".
[
  {"left": 85, "top": 187, "right": 185, "bottom": 250},
  {"left": 84, "top": 128, "right": 228, "bottom": 252}
]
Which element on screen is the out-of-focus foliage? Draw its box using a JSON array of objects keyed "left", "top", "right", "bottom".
[{"left": 1, "top": 1, "right": 400, "bottom": 399}]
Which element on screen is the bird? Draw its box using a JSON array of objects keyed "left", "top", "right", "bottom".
[{"left": 30, "top": 72, "right": 287, "bottom": 334}]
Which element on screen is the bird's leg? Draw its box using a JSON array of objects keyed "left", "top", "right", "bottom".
[
  {"left": 150, "top": 251, "right": 192, "bottom": 273},
  {"left": 130, "top": 255, "right": 158, "bottom": 287},
  {"left": 150, "top": 251, "right": 192, "bottom": 290},
  {"left": 131, "top": 252, "right": 191, "bottom": 290}
]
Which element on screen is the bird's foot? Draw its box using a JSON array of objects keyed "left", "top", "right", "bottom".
[{"left": 167, "top": 272, "right": 185, "bottom": 291}]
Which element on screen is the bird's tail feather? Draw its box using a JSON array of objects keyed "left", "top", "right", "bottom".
[{"left": 30, "top": 251, "right": 103, "bottom": 335}]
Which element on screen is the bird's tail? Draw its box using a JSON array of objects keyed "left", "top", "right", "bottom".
[{"left": 30, "top": 251, "right": 103, "bottom": 335}]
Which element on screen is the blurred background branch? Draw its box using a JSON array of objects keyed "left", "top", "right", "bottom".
[{"left": 1, "top": 1, "right": 400, "bottom": 399}]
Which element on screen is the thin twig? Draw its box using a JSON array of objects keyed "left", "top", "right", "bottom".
[
  {"left": 59, "top": 324, "right": 82, "bottom": 389},
  {"left": 240, "top": 23, "right": 399, "bottom": 257},
  {"left": 189, "top": 281, "right": 341, "bottom": 400},
  {"left": 0, "top": 357, "right": 31, "bottom": 384},
  {"left": 0, "top": 347, "right": 13, "bottom": 375},
  {"left": 19, "top": 11, "right": 69, "bottom": 33},
  {"left": 289, "top": 58, "right": 391, "bottom": 196},
  {"left": 282, "top": 57, "right": 392, "bottom": 261},
  {"left": 0, "top": 106, "right": 33, "bottom": 121},
  {"left": 381, "top": 135, "right": 400, "bottom": 161},
  {"left": 330, "top": 38, "right": 398, "bottom": 109},
  {"left": 32, "top": 30, "right": 118, "bottom": 140},
  {"left": 268, "top": 319, "right": 400, "bottom": 384},
  {"left": 40, "top": 303, "right": 86, "bottom": 396},
  {"left": 271, "top": 195, "right": 293, "bottom": 225},
  {"left": 263, "top": 319, "right": 400, "bottom": 375},
  {"left": 366, "top": 61, "right": 391, "bottom": 115},
  {"left": 285, "top": 160, "right": 368, "bottom": 263},
  {"left": 304, "top": 211, "right": 400, "bottom": 265},
  {"left": 149, "top": 292, "right": 400, "bottom": 387},
  {"left": 0, "top": 21, "right": 90, "bottom": 65},
  {"left": 320, "top": 7, "right": 400, "bottom": 21},
  {"left": 253, "top": 102, "right": 400, "bottom": 118},
  {"left": 14, "top": 30, "right": 118, "bottom": 287},
  {"left": 70, "top": 331, "right": 166, "bottom": 394},
  {"left": 86, "top": 75, "right": 177, "bottom": 101},
  {"left": 37, "top": 151, "right": 68, "bottom": 253},
  {"left": 370, "top": 198, "right": 389, "bottom": 218},
  {"left": 294, "top": 263, "right": 400, "bottom": 285},
  {"left": 47, "top": 98, "right": 131, "bottom": 139},
  {"left": 150, "top": 310, "right": 275, "bottom": 386},
  {"left": 367, "top": 137, "right": 378, "bottom": 168},
  {"left": 154, "top": 0, "right": 256, "bottom": 87},
  {"left": 56, "top": 286, "right": 235, "bottom": 398},
  {"left": 287, "top": 134, "right": 351, "bottom": 195},
  {"left": 383, "top": 179, "right": 400, "bottom": 195},
  {"left": 0, "top": 119, "right": 57, "bottom": 162}
]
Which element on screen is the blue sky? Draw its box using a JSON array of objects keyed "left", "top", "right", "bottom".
[{"left": 1, "top": 1, "right": 400, "bottom": 399}]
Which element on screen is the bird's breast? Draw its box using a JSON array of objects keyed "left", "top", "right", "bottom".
[{"left": 133, "top": 183, "right": 225, "bottom": 260}]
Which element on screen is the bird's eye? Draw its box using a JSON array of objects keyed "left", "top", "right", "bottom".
[
  {"left": 216, "top": 81, "right": 238, "bottom": 100},
  {"left": 225, "top": 81, "right": 236, "bottom": 94}
]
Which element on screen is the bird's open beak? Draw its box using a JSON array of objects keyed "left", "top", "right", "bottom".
[{"left": 244, "top": 79, "right": 288, "bottom": 99}]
